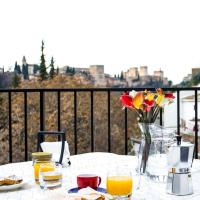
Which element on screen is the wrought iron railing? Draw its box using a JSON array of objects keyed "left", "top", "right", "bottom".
[{"left": 0, "top": 87, "right": 199, "bottom": 163}]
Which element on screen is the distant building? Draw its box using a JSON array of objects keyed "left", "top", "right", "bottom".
[
  {"left": 0, "top": 67, "right": 4, "bottom": 74},
  {"left": 123, "top": 66, "right": 169, "bottom": 87},
  {"left": 60, "top": 64, "right": 170, "bottom": 87},
  {"left": 124, "top": 67, "right": 139, "bottom": 79},
  {"left": 139, "top": 66, "right": 148, "bottom": 77},
  {"left": 192, "top": 68, "right": 200, "bottom": 77},
  {"left": 60, "top": 66, "right": 89, "bottom": 74},
  {"left": 154, "top": 69, "right": 164, "bottom": 79},
  {"left": 20, "top": 56, "right": 39, "bottom": 80},
  {"left": 181, "top": 68, "right": 200, "bottom": 85},
  {"left": 89, "top": 65, "right": 106, "bottom": 86},
  {"left": 183, "top": 74, "right": 192, "bottom": 82}
]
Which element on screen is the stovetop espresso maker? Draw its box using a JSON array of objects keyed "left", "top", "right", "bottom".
[{"left": 166, "top": 135, "right": 194, "bottom": 196}]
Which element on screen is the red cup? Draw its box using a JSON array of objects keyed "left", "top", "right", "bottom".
[{"left": 77, "top": 174, "right": 101, "bottom": 189}]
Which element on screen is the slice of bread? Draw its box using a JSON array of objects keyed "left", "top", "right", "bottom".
[{"left": 0, "top": 175, "right": 23, "bottom": 185}]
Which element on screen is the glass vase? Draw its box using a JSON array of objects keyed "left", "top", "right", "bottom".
[{"left": 137, "top": 123, "right": 175, "bottom": 181}]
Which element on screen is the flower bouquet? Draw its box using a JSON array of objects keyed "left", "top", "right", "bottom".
[{"left": 120, "top": 88, "right": 175, "bottom": 173}]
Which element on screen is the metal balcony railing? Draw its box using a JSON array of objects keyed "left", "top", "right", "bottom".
[{"left": 0, "top": 87, "right": 199, "bottom": 163}]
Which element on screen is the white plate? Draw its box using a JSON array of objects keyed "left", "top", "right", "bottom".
[{"left": 0, "top": 181, "right": 26, "bottom": 191}]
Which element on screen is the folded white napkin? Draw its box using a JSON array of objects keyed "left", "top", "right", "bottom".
[
  {"left": 39, "top": 187, "right": 113, "bottom": 200},
  {"left": 66, "top": 187, "right": 113, "bottom": 200},
  {"left": 40, "top": 141, "right": 70, "bottom": 166}
]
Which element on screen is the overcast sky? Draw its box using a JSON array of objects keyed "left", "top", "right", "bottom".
[{"left": 1, "top": 0, "right": 200, "bottom": 84}]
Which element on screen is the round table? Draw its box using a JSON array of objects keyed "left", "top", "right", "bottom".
[{"left": 1, "top": 152, "right": 200, "bottom": 200}]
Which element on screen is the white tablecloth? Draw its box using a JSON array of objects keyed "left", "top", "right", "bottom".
[{"left": 1, "top": 152, "right": 200, "bottom": 200}]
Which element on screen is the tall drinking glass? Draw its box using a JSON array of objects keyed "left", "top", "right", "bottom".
[{"left": 107, "top": 169, "right": 133, "bottom": 200}]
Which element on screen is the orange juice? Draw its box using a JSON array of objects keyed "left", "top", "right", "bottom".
[
  {"left": 107, "top": 176, "right": 133, "bottom": 196},
  {"left": 43, "top": 173, "right": 62, "bottom": 181},
  {"left": 34, "top": 161, "right": 54, "bottom": 182}
]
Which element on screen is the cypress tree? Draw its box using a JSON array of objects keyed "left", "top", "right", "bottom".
[
  {"left": 12, "top": 73, "right": 21, "bottom": 88},
  {"left": 39, "top": 40, "right": 47, "bottom": 80},
  {"left": 14, "top": 61, "right": 21, "bottom": 74},
  {"left": 66, "top": 66, "right": 69, "bottom": 73},
  {"left": 22, "top": 64, "right": 29, "bottom": 79},
  {"left": 49, "top": 57, "right": 55, "bottom": 79},
  {"left": 56, "top": 66, "right": 59, "bottom": 75},
  {"left": 120, "top": 71, "right": 124, "bottom": 80},
  {"left": 72, "top": 67, "right": 75, "bottom": 75}
]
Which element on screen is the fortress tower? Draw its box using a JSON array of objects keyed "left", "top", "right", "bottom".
[
  {"left": 139, "top": 66, "right": 148, "bottom": 76},
  {"left": 22, "top": 56, "right": 27, "bottom": 66},
  {"left": 89, "top": 65, "right": 105, "bottom": 86},
  {"left": 125, "top": 67, "right": 138, "bottom": 78},
  {"left": 154, "top": 69, "right": 164, "bottom": 79}
]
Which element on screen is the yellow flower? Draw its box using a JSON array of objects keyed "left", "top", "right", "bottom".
[
  {"left": 156, "top": 88, "right": 164, "bottom": 106},
  {"left": 146, "top": 91, "right": 155, "bottom": 101}
]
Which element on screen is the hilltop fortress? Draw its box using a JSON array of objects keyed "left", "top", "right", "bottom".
[
  {"left": 60, "top": 65, "right": 170, "bottom": 87},
  {"left": 12, "top": 56, "right": 170, "bottom": 87}
]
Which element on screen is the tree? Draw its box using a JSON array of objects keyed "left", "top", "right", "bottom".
[
  {"left": 120, "top": 71, "right": 124, "bottom": 80},
  {"left": 66, "top": 66, "right": 75, "bottom": 76},
  {"left": 56, "top": 66, "right": 59, "bottom": 75},
  {"left": 66, "top": 66, "right": 69, "bottom": 73},
  {"left": 14, "top": 62, "right": 21, "bottom": 74},
  {"left": 168, "top": 80, "right": 173, "bottom": 87},
  {"left": 39, "top": 40, "right": 47, "bottom": 80},
  {"left": 72, "top": 67, "right": 75, "bottom": 75},
  {"left": 12, "top": 73, "right": 21, "bottom": 88},
  {"left": 49, "top": 57, "right": 55, "bottom": 79},
  {"left": 191, "top": 73, "right": 200, "bottom": 86},
  {"left": 0, "top": 95, "right": 7, "bottom": 129},
  {"left": 22, "top": 64, "right": 29, "bottom": 80}
]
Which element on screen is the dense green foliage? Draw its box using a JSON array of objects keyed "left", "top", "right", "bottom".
[
  {"left": 179, "top": 72, "right": 200, "bottom": 87},
  {"left": 12, "top": 73, "right": 21, "bottom": 88},
  {"left": 14, "top": 62, "right": 21, "bottom": 74},
  {"left": 66, "top": 66, "right": 75, "bottom": 75}
]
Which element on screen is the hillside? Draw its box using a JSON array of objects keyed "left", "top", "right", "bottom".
[{"left": 0, "top": 75, "right": 140, "bottom": 164}]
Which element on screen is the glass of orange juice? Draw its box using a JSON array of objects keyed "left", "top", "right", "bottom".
[
  {"left": 34, "top": 160, "right": 55, "bottom": 183},
  {"left": 107, "top": 169, "right": 133, "bottom": 199}
]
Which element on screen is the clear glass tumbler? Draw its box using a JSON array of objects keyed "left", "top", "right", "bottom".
[{"left": 39, "top": 162, "right": 62, "bottom": 190}]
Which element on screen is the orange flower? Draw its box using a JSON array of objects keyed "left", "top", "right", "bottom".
[{"left": 132, "top": 92, "right": 144, "bottom": 109}]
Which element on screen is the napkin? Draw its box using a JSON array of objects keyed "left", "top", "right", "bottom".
[
  {"left": 66, "top": 187, "right": 113, "bottom": 200},
  {"left": 40, "top": 141, "right": 70, "bottom": 166},
  {"left": 38, "top": 187, "right": 113, "bottom": 200}
]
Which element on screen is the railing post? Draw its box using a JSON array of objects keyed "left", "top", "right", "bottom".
[
  {"left": 107, "top": 91, "right": 111, "bottom": 152},
  {"left": 57, "top": 91, "right": 61, "bottom": 132},
  {"left": 159, "top": 108, "right": 163, "bottom": 126},
  {"left": 24, "top": 92, "right": 28, "bottom": 161},
  {"left": 195, "top": 90, "right": 198, "bottom": 159},
  {"left": 8, "top": 92, "right": 12, "bottom": 163},
  {"left": 74, "top": 91, "right": 77, "bottom": 154},
  {"left": 90, "top": 91, "right": 94, "bottom": 152},
  {"left": 57, "top": 91, "right": 61, "bottom": 141},
  {"left": 40, "top": 91, "right": 45, "bottom": 142},
  {"left": 124, "top": 107, "right": 128, "bottom": 155},
  {"left": 177, "top": 90, "right": 180, "bottom": 135}
]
